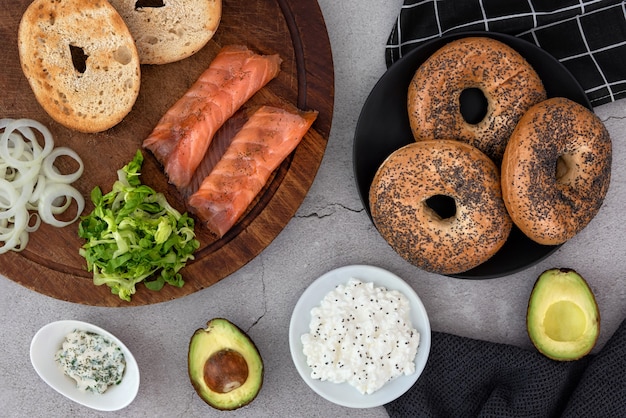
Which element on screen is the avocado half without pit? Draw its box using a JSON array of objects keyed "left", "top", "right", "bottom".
[
  {"left": 527, "top": 268, "right": 600, "bottom": 361},
  {"left": 188, "top": 318, "right": 264, "bottom": 410}
]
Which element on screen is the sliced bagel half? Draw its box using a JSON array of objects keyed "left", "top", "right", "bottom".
[
  {"left": 18, "top": 0, "right": 141, "bottom": 133},
  {"left": 108, "top": 0, "right": 222, "bottom": 64}
]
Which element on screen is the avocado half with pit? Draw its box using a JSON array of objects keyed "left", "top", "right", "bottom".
[
  {"left": 188, "top": 318, "right": 263, "bottom": 410},
  {"left": 527, "top": 268, "right": 600, "bottom": 361}
]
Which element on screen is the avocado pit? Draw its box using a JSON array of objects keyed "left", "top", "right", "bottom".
[{"left": 204, "top": 349, "right": 249, "bottom": 393}]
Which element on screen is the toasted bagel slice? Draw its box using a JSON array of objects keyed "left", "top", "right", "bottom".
[
  {"left": 108, "top": 0, "right": 222, "bottom": 64},
  {"left": 18, "top": 0, "right": 141, "bottom": 133}
]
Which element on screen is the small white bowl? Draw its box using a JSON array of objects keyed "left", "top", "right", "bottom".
[
  {"left": 30, "top": 320, "right": 140, "bottom": 411},
  {"left": 289, "top": 265, "right": 431, "bottom": 408}
]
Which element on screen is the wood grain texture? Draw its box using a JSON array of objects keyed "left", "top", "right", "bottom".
[{"left": 0, "top": 0, "right": 334, "bottom": 306}]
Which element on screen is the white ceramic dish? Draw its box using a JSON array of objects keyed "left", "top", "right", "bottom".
[
  {"left": 30, "top": 320, "right": 140, "bottom": 411},
  {"left": 289, "top": 265, "right": 431, "bottom": 408}
]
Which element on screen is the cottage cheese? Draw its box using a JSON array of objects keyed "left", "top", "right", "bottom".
[
  {"left": 55, "top": 330, "right": 126, "bottom": 394},
  {"left": 301, "top": 279, "right": 420, "bottom": 394}
]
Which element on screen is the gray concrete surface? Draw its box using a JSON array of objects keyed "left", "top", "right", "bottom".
[{"left": 2, "top": 1, "right": 625, "bottom": 416}]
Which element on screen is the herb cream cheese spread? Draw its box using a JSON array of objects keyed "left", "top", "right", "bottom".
[
  {"left": 301, "top": 279, "right": 420, "bottom": 394},
  {"left": 55, "top": 329, "right": 126, "bottom": 394}
]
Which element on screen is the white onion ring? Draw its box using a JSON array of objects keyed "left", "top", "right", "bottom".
[
  {"left": 0, "top": 178, "right": 18, "bottom": 209},
  {"left": 28, "top": 174, "right": 47, "bottom": 205},
  {"left": 42, "top": 147, "right": 84, "bottom": 184},
  {"left": 0, "top": 177, "right": 33, "bottom": 220},
  {"left": 13, "top": 229, "right": 30, "bottom": 252},
  {"left": 0, "top": 119, "right": 53, "bottom": 167},
  {"left": 0, "top": 207, "right": 28, "bottom": 254},
  {"left": 26, "top": 212, "right": 41, "bottom": 233},
  {"left": 4, "top": 132, "right": 27, "bottom": 161},
  {"left": 0, "top": 214, "right": 23, "bottom": 241},
  {"left": 0, "top": 118, "right": 84, "bottom": 253},
  {"left": 8, "top": 163, "right": 39, "bottom": 193},
  {"left": 38, "top": 183, "right": 85, "bottom": 228}
]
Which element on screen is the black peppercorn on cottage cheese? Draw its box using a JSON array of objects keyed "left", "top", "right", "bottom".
[{"left": 301, "top": 279, "right": 420, "bottom": 394}]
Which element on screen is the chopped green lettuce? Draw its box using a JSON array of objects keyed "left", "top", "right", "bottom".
[{"left": 78, "top": 150, "right": 200, "bottom": 301}]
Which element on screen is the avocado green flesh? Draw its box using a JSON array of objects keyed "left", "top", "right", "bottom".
[
  {"left": 188, "top": 318, "right": 263, "bottom": 410},
  {"left": 527, "top": 269, "right": 600, "bottom": 361}
]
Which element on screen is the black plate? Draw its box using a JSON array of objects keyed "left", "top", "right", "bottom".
[{"left": 353, "top": 31, "right": 591, "bottom": 279}]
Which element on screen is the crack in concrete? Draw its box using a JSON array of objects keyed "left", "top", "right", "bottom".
[
  {"left": 296, "top": 202, "right": 364, "bottom": 219},
  {"left": 601, "top": 114, "right": 626, "bottom": 122},
  {"left": 247, "top": 258, "right": 267, "bottom": 333},
  {"left": 178, "top": 390, "right": 197, "bottom": 417}
]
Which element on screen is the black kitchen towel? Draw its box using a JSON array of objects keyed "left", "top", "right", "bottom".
[
  {"left": 384, "top": 318, "right": 626, "bottom": 417},
  {"left": 386, "top": 0, "right": 626, "bottom": 107}
]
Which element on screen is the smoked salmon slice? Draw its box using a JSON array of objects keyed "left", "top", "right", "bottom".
[
  {"left": 142, "top": 45, "right": 282, "bottom": 188},
  {"left": 188, "top": 105, "right": 318, "bottom": 238}
]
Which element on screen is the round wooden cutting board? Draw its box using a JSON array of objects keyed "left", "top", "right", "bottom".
[{"left": 0, "top": 0, "right": 334, "bottom": 306}]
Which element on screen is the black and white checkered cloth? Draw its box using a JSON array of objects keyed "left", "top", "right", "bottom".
[{"left": 386, "top": 0, "right": 626, "bottom": 107}]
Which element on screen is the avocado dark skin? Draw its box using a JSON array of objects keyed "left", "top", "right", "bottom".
[{"left": 188, "top": 318, "right": 264, "bottom": 410}]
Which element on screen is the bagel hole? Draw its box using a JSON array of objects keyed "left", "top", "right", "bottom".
[
  {"left": 69, "top": 45, "right": 88, "bottom": 74},
  {"left": 556, "top": 153, "right": 575, "bottom": 185},
  {"left": 425, "top": 195, "right": 456, "bottom": 220},
  {"left": 459, "top": 88, "right": 488, "bottom": 124},
  {"left": 135, "top": 0, "right": 164, "bottom": 8}
]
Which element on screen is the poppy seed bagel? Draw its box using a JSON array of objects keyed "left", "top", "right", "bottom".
[
  {"left": 369, "top": 140, "right": 512, "bottom": 275},
  {"left": 501, "top": 97, "right": 612, "bottom": 245},
  {"left": 407, "top": 37, "right": 546, "bottom": 164}
]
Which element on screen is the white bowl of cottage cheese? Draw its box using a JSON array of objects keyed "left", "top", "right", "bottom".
[
  {"left": 289, "top": 265, "right": 431, "bottom": 408},
  {"left": 30, "top": 320, "right": 140, "bottom": 411}
]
